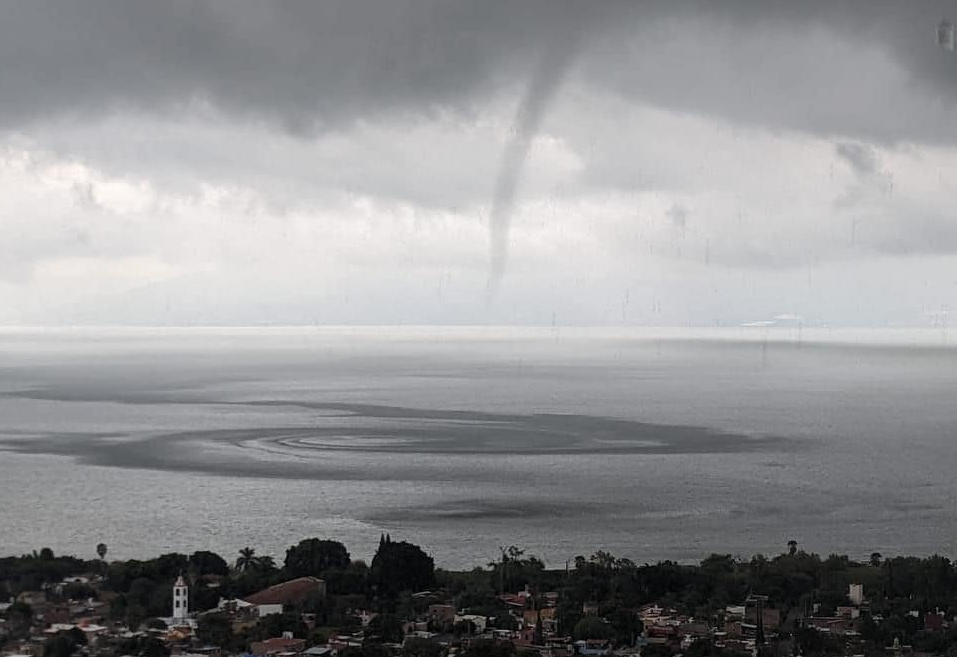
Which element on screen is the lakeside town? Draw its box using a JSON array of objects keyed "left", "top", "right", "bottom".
[{"left": 3, "top": 538, "right": 956, "bottom": 657}]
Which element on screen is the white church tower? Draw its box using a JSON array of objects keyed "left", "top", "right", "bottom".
[{"left": 172, "top": 574, "right": 189, "bottom": 622}]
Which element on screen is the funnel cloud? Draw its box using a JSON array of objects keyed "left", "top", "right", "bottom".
[{"left": 486, "top": 22, "right": 588, "bottom": 299}]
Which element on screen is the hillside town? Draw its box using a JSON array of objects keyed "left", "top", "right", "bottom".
[{"left": 3, "top": 539, "right": 957, "bottom": 657}]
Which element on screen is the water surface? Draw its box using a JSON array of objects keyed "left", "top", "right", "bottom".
[{"left": 1, "top": 326, "right": 954, "bottom": 567}]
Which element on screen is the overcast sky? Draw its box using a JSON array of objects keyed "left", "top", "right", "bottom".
[{"left": 2, "top": 1, "right": 956, "bottom": 326}]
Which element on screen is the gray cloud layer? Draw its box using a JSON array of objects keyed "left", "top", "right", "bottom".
[
  {"left": 2, "top": 1, "right": 955, "bottom": 142},
  {"left": 2, "top": 1, "right": 957, "bottom": 326}
]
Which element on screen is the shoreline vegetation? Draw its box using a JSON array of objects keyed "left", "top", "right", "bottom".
[{"left": 4, "top": 537, "right": 957, "bottom": 657}]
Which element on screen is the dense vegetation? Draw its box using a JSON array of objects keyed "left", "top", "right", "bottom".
[{"left": 5, "top": 539, "right": 957, "bottom": 656}]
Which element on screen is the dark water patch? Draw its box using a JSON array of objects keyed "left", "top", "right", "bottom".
[
  {"left": 367, "top": 498, "right": 614, "bottom": 524},
  {"left": 3, "top": 388, "right": 793, "bottom": 455},
  {"left": 887, "top": 501, "right": 943, "bottom": 513},
  {"left": 0, "top": 400, "right": 794, "bottom": 482},
  {"left": 0, "top": 402, "right": 791, "bottom": 456}
]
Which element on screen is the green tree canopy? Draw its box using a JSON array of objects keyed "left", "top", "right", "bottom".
[
  {"left": 402, "top": 637, "right": 445, "bottom": 657},
  {"left": 573, "top": 615, "right": 613, "bottom": 640},
  {"left": 284, "top": 538, "right": 351, "bottom": 577},
  {"left": 197, "top": 612, "right": 234, "bottom": 649},
  {"left": 371, "top": 537, "right": 435, "bottom": 597},
  {"left": 340, "top": 645, "right": 390, "bottom": 657},
  {"left": 322, "top": 560, "right": 369, "bottom": 596},
  {"left": 236, "top": 547, "right": 258, "bottom": 573},
  {"left": 189, "top": 550, "right": 230, "bottom": 577},
  {"left": 488, "top": 546, "right": 545, "bottom": 594},
  {"left": 116, "top": 636, "right": 170, "bottom": 657},
  {"left": 459, "top": 638, "right": 515, "bottom": 657},
  {"left": 5, "top": 600, "right": 35, "bottom": 639},
  {"left": 43, "top": 633, "right": 79, "bottom": 657},
  {"left": 367, "top": 613, "right": 405, "bottom": 643},
  {"left": 641, "top": 643, "right": 674, "bottom": 657}
]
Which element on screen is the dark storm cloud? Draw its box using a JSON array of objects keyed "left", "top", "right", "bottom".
[
  {"left": 0, "top": 1, "right": 955, "bottom": 142},
  {"left": 586, "top": 1, "right": 957, "bottom": 144},
  {"left": 0, "top": 1, "right": 596, "bottom": 132}
]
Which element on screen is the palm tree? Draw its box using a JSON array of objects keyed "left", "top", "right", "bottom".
[
  {"left": 236, "top": 547, "right": 257, "bottom": 572},
  {"left": 254, "top": 555, "right": 277, "bottom": 574},
  {"left": 870, "top": 552, "right": 882, "bottom": 567},
  {"left": 787, "top": 540, "right": 798, "bottom": 556},
  {"left": 96, "top": 543, "right": 108, "bottom": 561}
]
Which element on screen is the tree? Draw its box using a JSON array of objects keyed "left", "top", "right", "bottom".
[
  {"left": 44, "top": 630, "right": 84, "bottom": 657},
  {"left": 284, "top": 538, "right": 350, "bottom": 577},
  {"left": 573, "top": 616, "right": 613, "bottom": 640},
  {"left": 117, "top": 636, "right": 170, "bottom": 657},
  {"left": 371, "top": 538, "right": 435, "bottom": 597},
  {"left": 189, "top": 550, "right": 229, "bottom": 577},
  {"left": 684, "top": 640, "right": 724, "bottom": 657},
  {"left": 490, "top": 546, "right": 525, "bottom": 593},
  {"left": 402, "top": 638, "right": 444, "bottom": 657},
  {"left": 787, "top": 540, "right": 798, "bottom": 557},
  {"left": 641, "top": 644, "right": 674, "bottom": 657},
  {"left": 236, "top": 547, "right": 258, "bottom": 573},
  {"left": 870, "top": 552, "right": 882, "bottom": 567},
  {"left": 488, "top": 545, "right": 545, "bottom": 593},
  {"left": 97, "top": 543, "right": 108, "bottom": 561},
  {"left": 5, "top": 600, "right": 34, "bottom": 638},
  {"left": 701, "top": 554, "right": 736, "bottom": 576},
  {"left": 146, "top": 617, "right": 168, "bottom": 630},
  {"left": 61, "top": 581, "right": 96, "bottom": 601},
  {"left": 342, "top": 645, "right": 390, "bottom": 657},
  {"left": 556, "top": 598, "right": 582, "bottom": 637},
  {"left": 248, "top": 555, "right": 278, "bottom": 576},
  {"left": 607, "top": 608, "right": 642, "bottom": 645},
  {"left": 492, "top": 612, "right": 518, "bottom": 631},
  {"left": 140, "top": 637, "right": 172, "bottom": 657},
  {"left": 152, "top": 553, "right": 189, "bottom": 581},
  {"left": 127, "top": 577, "right": 159, "bottom": 610},
  {"left": 197, "top": 612, "right": 234, "bottom": 648},
  {"left": 252, "top": 611, "right": 308, "bottom": 642},
  {"left": 192, "top": 584, "right": 222, "bottom": 613},
  {"left": 793, "top": 626, "right": 825, "bottom": 656},
  {"left": 322, "top": 560, "right": 369, "bottom": 595},
  {"left": 109, "top": 594, "right": 129, "bottom": 623},
  {"left": 367, "top": 613, "right": 405, "bottom": 643},
  {"left": 459, "top": 639, "right": 515, "bottom": 657}
]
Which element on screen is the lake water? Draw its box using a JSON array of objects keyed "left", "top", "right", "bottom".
[{"left": 1, "top": 326, "right": 955, "bottom": 568}]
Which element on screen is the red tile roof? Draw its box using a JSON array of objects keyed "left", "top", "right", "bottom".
[{"left": 243, "top": 577, "right": 324, "bottom": 607}]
